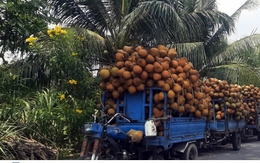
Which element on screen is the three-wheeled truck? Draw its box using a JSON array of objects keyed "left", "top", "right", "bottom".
[
  {"left": 242, "top": 99, "right": 260, "bottom": 140},
  {"left": 78, "top": 87, "right": 246, "bottom": 160}
]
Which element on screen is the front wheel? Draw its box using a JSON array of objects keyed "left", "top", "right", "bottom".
[
  {"left": 179, "top": 143, "right": 198, "bottom": 160},
  {"left": 232, "top": 132, "right": 241, "bottom": 151}
]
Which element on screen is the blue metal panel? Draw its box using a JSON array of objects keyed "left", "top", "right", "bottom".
[
  {"left": 106, "top": 125, "right": 128, "bottom": 140},
  {"left": 143, "top": 117, "right": 207, "bottom": 149},
  {"left": 168, "top": 117, "right": 206, "bottom": 142},
  {"left": 84, "top": 122, "right": 103, "bottom": 138},
  {"left": 228, "top": 119, "right": 246, "bottom": 131},
  {"left": 209, "top": 120, "right": 225, "bottom": 132},
  {"left": 125, "top": 91, "right": 144, "bottom": 121},
  {"left": 117, "top": 122, "right": 145, "bottom": 134},
  {"left": 247, "top": 124, "right": 257, "bottom": 129}
]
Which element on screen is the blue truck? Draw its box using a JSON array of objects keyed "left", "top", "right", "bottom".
[
  {"left": 78, "top": 87, "right": 246, "bottom": 160},
  {"left": 242, "top": 99, "right": 260, "bottom": 141}
]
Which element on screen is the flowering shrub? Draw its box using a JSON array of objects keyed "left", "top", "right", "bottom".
[{"left": 23, "top": 26, "right": 100, "bottom": 150}]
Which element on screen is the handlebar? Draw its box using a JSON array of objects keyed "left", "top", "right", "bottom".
[{"left": 104, "top": 113, "right": 133, "bottom": 126}]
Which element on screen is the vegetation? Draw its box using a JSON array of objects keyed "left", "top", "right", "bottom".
[
  {"left": 1, "top": 0, "right": 260, "bottom": 160},
  {"left": 0, "top": 0, "right": 48, "bottom": 64}
]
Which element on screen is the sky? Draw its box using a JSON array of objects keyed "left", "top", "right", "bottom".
[{"left": 216, "top": 0, "right": 260, "bottom": 43}]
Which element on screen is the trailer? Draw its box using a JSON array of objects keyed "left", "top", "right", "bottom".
[
  {"left": 242, "top": 99, "right": 260, "bottom": 141},
  {"left": 205, "top": 99, "right": 245, "bottom": 150},
  {"left": 78, "top": 87, "right": 246, "bottom": 160}
]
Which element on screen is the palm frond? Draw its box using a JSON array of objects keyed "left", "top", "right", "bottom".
[
  {"left": 168, "top": 42, "right": 207, "bottom": 71},
  {"left": 120, "top": 1, "right": 187, "bottom": 47},
  {"left": 195, "top": 0, "right": 217, "bottom": 10},
  {"left": 210, "top": 34, "right": 260, "bottom": 66},
  {"left": 205, "top": 0, "right": 259, "bottom": 57},
  {"left": 207, "top": 63, "right": 260, "bottom": 86},
  {"left": 50, "top": 0, "right": 111, "bottom": 37},
  {"left": 231, "top": 0, "right": 259, "bottom": 22}
]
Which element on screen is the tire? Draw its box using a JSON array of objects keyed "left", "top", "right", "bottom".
[
  {"left": 179, "top": 143, "right": 198, "bottom": 160},
  {"left": 232, "top": 133, "right": 241, "bottom": 151},
  {"left": 77, "top": 156, "right": 91, "bottom": 160},
  {"left": 257, "top": 132, "right": 260, "bottom": 141}
]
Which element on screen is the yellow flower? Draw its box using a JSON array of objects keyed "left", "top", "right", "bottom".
[
  {"left": 60, "top": 94, "right": 65, "bottom": 100},
  {"left": 76, "top": 109, "right": 83, "bottom": 114},
  {"left": 60, "top": 30, "right": 68, "bottom": 35},
  {"left": 72, "top": 52, "right": 78, "bottom": 56},
  {"left": 55, "top": 31, "right": 60, "bottom": 35},
  {"left": 47, "top": 29, "right": 54, "bottom": 35},
  {"left": 54, "top": 25, "right": 62, "bottom": 33},
  {"left": 80, "top": 36, "right": 85, "bottom": 41},
  {"left": 29, "top": 42, "right": 33, "bottom": 46},
  {"left": 47, "top": 25, "right": 67, "bottom": 37},
  {"left": 25, "top": 36, "right": 38, "bottom": 43},
  {"left": 69, "top": 79, "right": 77, "bottom": 85}
]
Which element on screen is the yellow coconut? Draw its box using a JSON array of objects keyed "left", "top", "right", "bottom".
[{"left": 99, "top": 69, "right": 111, "bottom": 80}]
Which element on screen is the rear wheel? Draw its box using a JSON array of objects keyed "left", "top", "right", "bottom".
[
  {"left": 179, "top": 143, "right": 198, "bottom": 160},
  {"left": 257, "top": 132, "right": 260, "bottom": 141},
  {"left": 232, "top": 133, "right": 241, "bottom": 151}
]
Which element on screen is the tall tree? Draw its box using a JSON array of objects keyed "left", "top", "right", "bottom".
[
  {"left": 0, "top": 0, "right": 48, "bottom": 64},
  {"left": 48, "top": 0, "right": 260, "bottom": 86},
  {"left": 48, "top": 0, "right": 234, "bottom": 66},
  {"left": 204, "top": 33, "right": 260, "bottom": 87}
]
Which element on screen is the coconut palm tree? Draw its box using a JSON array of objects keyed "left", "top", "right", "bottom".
[
  {"left": 48, "top": 0, "right": 234, "bottom": 66},
  {"left": 204, "top": 33, "right": 260, "bottom": 87},
  {"left": 194, "top": 0, "right": 260, "bottom": 86},
  {"left": 47, "top": 0, "right": 260, "bottom": 86}
]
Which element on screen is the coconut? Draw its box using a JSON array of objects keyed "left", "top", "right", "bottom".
[
  {"left": 185, "top": 92, "right": 193, "bottom": 101},
  {"left": 106, "top": 83, "right": 115, "bottom": 91},
  {"left": 154, "top": 62, "right": 163, "bottom": 73},
  {"left": 157, "top": 45, "right": 168, "bottom": 52},
  {"left": 153, "top": 73, "right": 162, "bottom": 81},
  {"left": 115, "top": 52, "right": 125, "bottom": 61},
  {"left": 161, "top": 61, "right": 170, "bottom": 70},
  {"left": 137, "top": 58, "right": 146, "bottom": 68},
  {"left": 178, "top": 57, "right": 187, "bottom": 67},
  {"left": 99, "top": 69, "right": 111, "bottom": 80},
  {"left": 167, "top": 90, "right": 175, "bottom": 99},
  {"left": 133, "top": 65, "right": 142, "bottom": 74},
  {"left": 171, "top": 60, "right": 178, "bottom": 68},
  {"left": 162, "top": 70, "right": 171, "bottom": 79},
  {"left": 158, "top": 92, "right": 165, "bottom": 101},
  {"left": 168, "top": 48, "right": 177, "bottom": 59},
  {"left": 173, "top": 84, "right": 182, "bottom": 94},
  {"left": 122, "top": 71, "right": 132, "bottom": 79},
  {"left": 157, "top": 80, "right": 165, "bottom": 87},
  {"left": 149, "top": 48, "right": 160, "bottom": 57},
  {"left": 137, "top": 83, "right": 145, "bottom": 91},
  {"left": 159, "top": 50, "right": 167, "bottom": 58},
  {"left": 128, "top": 85, "right": 136, "bottom": 94},
  {"left": 108, "top": 108, "right": 116, "bottom": 116},
  {"left": 112, "top": 90, "right": 120, "bottom": 99},
  {"left": 170, "top": 102, "right": 178, "bottom": 111},
  {"left": 162, "top": 83, "right": 171, "bottom": 92},
  {"left": 138, "top": 49, "right": 148, "bottom": 58},
  {"left": 111, "top": 67, "right": 119, "bottom": 77},
  {"left": 123, "top": 46, "right": 134, "bottom": 54},
  {"left": 146, "top": 54, "right": 155, "bottom": 63}
]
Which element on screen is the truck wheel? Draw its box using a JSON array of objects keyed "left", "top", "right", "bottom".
[
  {"left": 257, "top": 132, "right": 260, "bottom": 141},
  {"left": 77, "top": 156, "right": 91, "bottom": 160},
  {"left": 232, "top": 133, "right": 241, "bottom": 151},
  {"left": 180, "top": 143, "right": 198, "bottom": 160}
]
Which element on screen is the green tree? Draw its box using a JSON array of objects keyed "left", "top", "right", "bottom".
[
  {"left": 0, "top": 0, "right": 47, "bottom": 64},
  {"left": 204, "top": 34, "right": 260, "bottom": 87},
  {"left": 49, "top": 0, "right": 234, "bottom": 66}
]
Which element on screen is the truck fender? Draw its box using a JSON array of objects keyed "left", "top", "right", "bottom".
[{"left": 172, "top": 141, "right": 196, "bottom": 153}]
